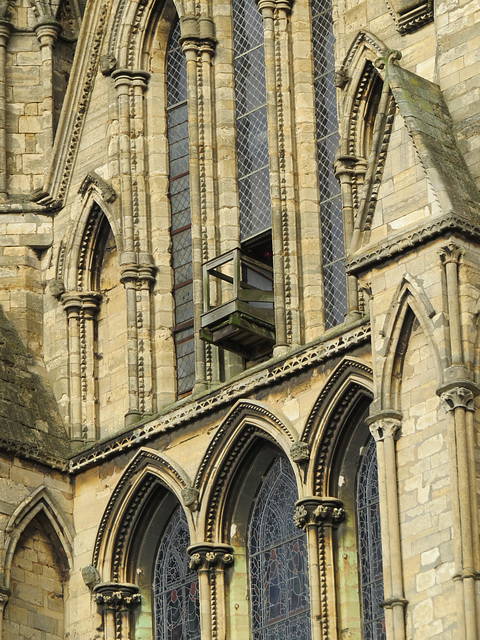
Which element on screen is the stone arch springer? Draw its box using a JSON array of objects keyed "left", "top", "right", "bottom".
[
  {"left": 3, "top": 486, "right": 74, "bottom": 589},
  {"left": 93, "top": 447, "right": 195, "bottom": 582},
  {"left": 194, "top": 400, "right": 303, "bottom": 543},
  {"left": 378, "top": 273, "right": 444, "bottom": 411},
  {"left": 299, "top": 358, "right": 374, "bottom": 496}
]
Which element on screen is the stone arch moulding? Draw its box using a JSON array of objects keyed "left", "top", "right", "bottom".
[
  {"left": 301, "top": 358, "right": 374, "bottom": 496},
  {"left": 194, "top": 400, "right": 302, "bottom": 543},
  {"left": 378, "top": 273, "right": 444, "bottom": 411},
  {"left": 56, "top": 181, "right": 121, "bottom": 291},
  {"left": 107, "top": 0, "right": 186, "bottom": 72},
  {"left": 93, "top": 448, "right": 194, "bottom": 582},
  {"left": 3, "top": 486, "right": 74, "bottom": 589}
]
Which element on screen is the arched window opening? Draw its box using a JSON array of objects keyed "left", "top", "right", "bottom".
[
  {"left": 248, "top": 456, "right": 311, "bottom": 638},
  {"left": 154, "top": 504, "right": 200, "bottom": 640},
  {"left": 311, "top": 0, "right": 347, "bottom": 329},
  {"left": 357, "top": 436, "right": 386, "bottom": 640},
  {"left": 167, "top": 18, "right": 195, "bottom": 396},
  {"left": 362, "top": 71, "right": 383, "bottom": 158},
  {"left": 234, "top": 0, "right": 271, "bottom": 242}
]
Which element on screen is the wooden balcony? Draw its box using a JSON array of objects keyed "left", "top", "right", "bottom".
[{"left": 200, "top": 248, "right": 275, "bottom": 359}]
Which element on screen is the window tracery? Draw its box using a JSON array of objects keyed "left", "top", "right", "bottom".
[
  {"left": 154, "top": 504, "right": 200, "bottom": 640},
  {"left": 357, "top": 436, "right": 386, "bottom": 640},
  {"left": 167, "top": 18, "right": 195, "bottom": 396},
  {"left": 248, "top": 456, "right": 311, "bottom": 639},
  {"left": 311, "top": 0, "right": 347, "bottom": 328}
]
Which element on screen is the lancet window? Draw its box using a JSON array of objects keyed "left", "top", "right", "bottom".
[
  {"left": 311, "top": 0, "right": 347, "bottom": 328},
  {"left": 357, "top": 436, "right": 386, "bottom": 640},
  {"left": 248, "top": 456, "right": 311, "bottom": 638},
  {"left": 233, "top": 0, "right": 271, "bottom": 241},
  {"left": 153, "top": 504, "right": 200, "bottom": 639},
  {"left": 167, "top": 19, "right": 195, "bottom": 396}
]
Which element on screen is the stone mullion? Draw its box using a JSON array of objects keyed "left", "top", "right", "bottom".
[
  {"left": 181, "top": 31, "right": 207, "bottom": 393},
  {"left": 93, "top": 583, "right": 141, "bottom": 640},
  {"left": 35, "top": 19, "right": 61, "bottom": 158},
  {"left": 188, "top": 543, "right": 233, "bottom": 640},
  {"left": 294, "top": 497, "right": 345, "bottom": 640},
  {"left": 258, "top": 0, "right": 287, "bottom": 353},
  {"left": 335, "top": 155, "right": 361, "bottom": 320},
  {"left": 0, "top": 20, "right": 11, "bottom": 197},
  {"left": 275, "top": 2, "right": 300, "bottom": 346},
  {"left": 368, "top": 414, "right": 407, "bottom": 640}
]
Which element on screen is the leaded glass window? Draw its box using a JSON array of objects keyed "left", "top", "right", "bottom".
[
  {"left": 233, "top": 0, "right": 271, "bottom": 241},
  {"left": 154, "top": 505, "right": 200, "bottom": 640},
  {"left": 167, "top": 19, "right": 195, "bottom": 396},
  {"left": 311, "top": 0, "right": 347, "bottom": 328},
  {"left": 357, "top": 437, "right": 386, "bottom": 640},
  {"left": 249, "top": 456, "right": 311, "bottom": 639}
]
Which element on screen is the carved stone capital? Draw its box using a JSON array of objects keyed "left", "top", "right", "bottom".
[
  {"left": 188, "top": 544, "right": 234, "bottom": 571},
  {"left": 294, "top": 497, "right": 345, "bottom": 530},
  {"left": 35, "top": 18, "right": 62, "bottom": 46},
  {"left": 439, "top": 241, "right": 464, "bottom": 266},
  {"left": 440, "top": 386, "right": 475, "bottom": 413},
  {"left": 93, "top": 583, "right": 141, "bottom": 610},
  {"left": 0, "top": 18, "right": 13, "bottom": 46},
  {"left": 290, "top": 441, "right": 310, "bottom": 463},
  {"left": 62, "top": 292, "right": 102, "bottom": 315},
  {"left": 120, "top": 263, "right": 157, "bottom": 285},
  {"left": 334, "top": 154, "right": 357, "bottom": 178},
  {"left": 367, "top": 410, "right": 403, "bottom": 441}
]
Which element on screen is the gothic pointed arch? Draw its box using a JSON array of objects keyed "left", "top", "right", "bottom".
[
  {"left": 4, "top": 486, "right": 73, "bottom": 588},
  {"left": 302, "top": 359, "right": 374, "bottom": 496},
  {"left": 194, "top": 400, "right": 301, "bottom": 543},
  {"left": 93, "top": 448, "right": 194, "bottom": 582},
  {"left": 378, "top": 276, "right": 444, "bottom": 410}
]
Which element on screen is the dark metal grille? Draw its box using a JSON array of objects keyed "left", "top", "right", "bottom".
[
  {"left": 249, "top": 457, "right": 311, "bottom": 639},
  {"left": 312, "top": 0, "right": 347, "bottom": 328},
  {"left": 357, "top": 437, "right": 386, "bottom": 640},
  {"left": 154, "top": 505, "right": 201, "bottom": 640},
  {"left": 234, "top": 0, "right": 271, "bottom": 240},
  {"left": 168, "top": 19, "right": 195, "bottom": 395}
]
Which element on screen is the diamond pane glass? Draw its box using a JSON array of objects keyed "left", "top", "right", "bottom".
[
  {"left": 154, "top": 505, "right": 200, "bottom": 640},
  {"left": 312, "top": 0, "right": 347, "bottom": 328},
  {"left": 357, "top": 437, "right": 386, "bottom": 640},
  {"left": 167, "top": 19, "right": 194, "bottom": 395},
  {"left": 234, "top": 0, "right": 271, "bottom": 241},
  {"left": 249, "top": 457, "right": 311, "bottom": 640}
]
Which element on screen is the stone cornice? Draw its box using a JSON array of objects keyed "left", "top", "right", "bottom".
[
  {"left": 346, "top": 211, "right": 480, "bottom": 275},
  {"left": 68, "top": 320, "right": 371, "bottom": 473}
]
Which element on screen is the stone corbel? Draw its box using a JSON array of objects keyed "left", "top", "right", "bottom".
[
  {"left": 294, "top": 496, "right": 345, "bottom": 530},
  {"left": 290, "top": 441, "right": 310, "bottom": 464},
  {"left": 188, "top": 543, "right": 234, "bottom": 572},
  {"left": 93, "top": 583, "right": 141, "bottom": 640},
  {"left": 384, "top": 0, "right": 433, "bottom": 34}
]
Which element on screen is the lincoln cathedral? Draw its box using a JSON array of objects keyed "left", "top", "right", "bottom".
[{"left": 0, "top": 0, "right": 478, "bottom": 637}]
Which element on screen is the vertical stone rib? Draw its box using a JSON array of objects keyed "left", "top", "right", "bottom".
[{"left": 0, "top": 21, "right": 11, "bottom": 197}]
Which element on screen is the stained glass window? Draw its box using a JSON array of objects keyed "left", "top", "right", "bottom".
[
  {"left": 249, "top": 456, "right": 311, "bottom": 639},
  {"left": 311, "top": 0, "right": 347, "bottom": 328},
  {"left": 233, "top": 0, "right": 271, "bottom": 241},
  {"left": 357, "top": 437, "right": 386, "bottom": 640},
  {"left": 154, "top": 505, "right": 200, "bottom": 640},
  {"left": 167, "top": 19, "right": 195, "bottom": 396}
]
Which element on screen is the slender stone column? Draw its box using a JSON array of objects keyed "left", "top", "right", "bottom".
[
  {"left": 93, "top": 583, "right": 141, "bottom": 640},
  {"left": 0, "top": 19, "right": 11, "bottom": 198},
  {"left": 335, "top": 154, "right": 361, "bottom": 320},
  {"left": 180, "top": 20, "right": 207, "bottom": 392},
  {"left": 188, "top": 543, "right": 234, "bottom": 640},
  {"left": 0, "top": 588, "right": 11, "bottom": 640},
  {"left": 35, "top": 19, "right": 61, "bottom": 155},
  {"left": 120, "top": 264, "right": 141, "bottom": 425},
  {"left": 63, "top": 292, "right": 102, "bottom": 440},
  {"left": 257, "top": 0, "right": 287, "bottom": 354},
  {"left": 367, "top": 412, "right": 407, "bottom": 640},
  {"left": 294, "top": 496, "right": 345, "bottom": 640}
]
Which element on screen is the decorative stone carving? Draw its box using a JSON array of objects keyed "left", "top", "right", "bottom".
[
  {"left": 439, "top": 241, "right": 464, "bottom": 266},
  {"left": 290, "top": 441, "right": 310, "bottom": 463},
  {"left": 49, "top": 279, "right": 65, "bottom": 299},
  {"left": 384, "top": 0, "right": 433, "bottom": 34},
  {"left": 188, "top": 544, "right": 234, "bottom": 571},
  {"left": 181, "top": 486, "right": 199, "bottom": 512},
  {"left": 78, "top": 171, "right": 116, "bottom": 203},
  {"left": 294, "top": 497, "right": 345, "bottom": 530},
  {"left": 100, "top": 54, "right": 116, "bottom": 76},
  {"left": 440, "top": 387, "right": 475, "bottom": 413},
  {"left": 93, "top": 582, "right": 141, "bottom": 609},
  {"left": 368, "top": 417, "right": 402, "bottom": 441},
  {"left": 82, "top": 565, "right": 101, "bottom": 589}
]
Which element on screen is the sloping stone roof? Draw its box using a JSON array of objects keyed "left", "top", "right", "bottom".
[
  {"left": 0, "top": 306, "right": 70, "bottom": 468},
  {"left": 387, "top": 60, "right": 480, "bottom": 218}
]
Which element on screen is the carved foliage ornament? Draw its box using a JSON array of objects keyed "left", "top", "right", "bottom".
[
  {"left": 294, "top": 498, "right": 346, "bottom": 530},
  {"left": 441, "top": 387, "right": 475, "bottom": 413},
  {"left": 368, "top": 417, "right": 402, "bottom": 441}
]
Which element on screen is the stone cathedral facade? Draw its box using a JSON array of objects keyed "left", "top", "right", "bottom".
[{"left": 0, "top": 0, "right": 479, "bottom": 637}]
